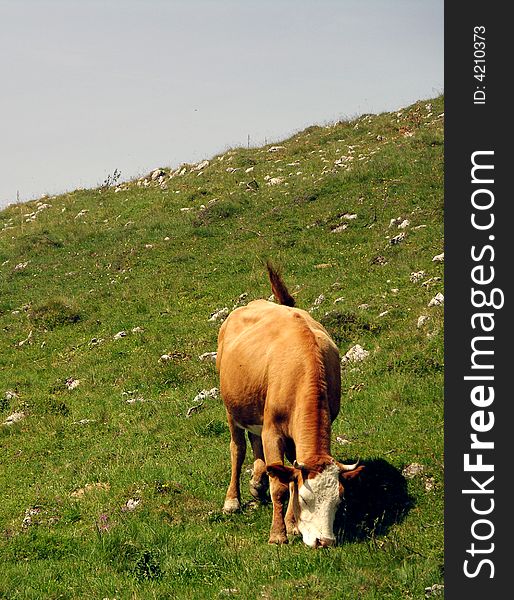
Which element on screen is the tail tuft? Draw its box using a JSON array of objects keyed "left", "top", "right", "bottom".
[{"left": 266, "top": 261, "right": 295, "bottom": 307}]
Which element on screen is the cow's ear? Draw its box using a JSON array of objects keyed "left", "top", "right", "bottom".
[
  {"left": 339, "top": 464, "right": 365, "bottom": 481},
  {"left": 266, "top": 463, "right": 298, "bottom": 483}
]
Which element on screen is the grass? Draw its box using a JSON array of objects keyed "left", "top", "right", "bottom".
[{"left": 0, "top": 96, "right": 444, "bottom": 599}]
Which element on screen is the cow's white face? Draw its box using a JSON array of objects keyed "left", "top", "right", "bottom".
[{"left": 294, "top": 463, "right": 342, "bottom": 548}]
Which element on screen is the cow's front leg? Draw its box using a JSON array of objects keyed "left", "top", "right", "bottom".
[
  {"left": 223, "top": 419, "right": 246, "bottom": 513},
  {"left": 268, "top": 475, "right": 289, "bottom": 544},
  {"left": 285, "top": 481, "right": 300, "bottom": 535}
]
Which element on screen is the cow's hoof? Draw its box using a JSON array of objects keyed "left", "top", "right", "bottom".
[
  {"left": 285, "top": 522, "right": 299, "bottom": 536},
  {"left": 223, "top": 498, "right": 240, "bottom": 513},
  {"left": 268, "top": 533, "right": 288, "bottom": 545},
  {"left": 249, "top": 480, "right": 269, "bottom": 503}
]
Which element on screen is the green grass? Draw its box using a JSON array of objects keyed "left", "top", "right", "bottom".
[{"left": 0, "top": 97, "right": 444, "bottom": 599}]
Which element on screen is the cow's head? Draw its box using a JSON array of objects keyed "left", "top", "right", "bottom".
[{"left": 267, "top": 457, "right": 364, "bottom": 548}]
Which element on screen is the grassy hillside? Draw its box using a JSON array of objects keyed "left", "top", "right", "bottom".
[{"left": 0, "top": 97, "right": 444, "bottom": 599}]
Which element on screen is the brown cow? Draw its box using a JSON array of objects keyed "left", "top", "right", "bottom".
[{"left": 216, "top": 263, "right": 363, "bottom": 547}]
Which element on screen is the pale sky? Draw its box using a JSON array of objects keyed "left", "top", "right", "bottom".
[{"left": 0, "top": 0, "right": 443, "bottom": 208}]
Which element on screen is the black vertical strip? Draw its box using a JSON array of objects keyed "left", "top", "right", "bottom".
[{"left": 445, "top": 4, "right": 509, "bottom": 597}]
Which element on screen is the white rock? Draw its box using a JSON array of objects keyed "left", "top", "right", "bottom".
[
  {"left": 208, "top": 307, "right": 229, "bottom": 322},
  {"left": 245, "top": 166, "right": 254, "bottom": 173},
  {"left": 342, "top": 213, "right": 357, "bottom": 220},
  {"left": 428, "top": 293, "right": 444, "bottom": 307},
  {"left": 199, "top": 351, "right": 217, "bottom": 363},
  {"left": 193, "top": 387, "right": 219, "bottom": 403},
  {"left": 341, "top": 344, "right": 369, "bottom": 364},
  {"left": 124, "top": 498, "right": 141, "bottom": 511},
  {"left": 389, "top": 217, "right": 403, "bottom": 228},
  {"left": 389, "top": 232, "right": 406, "bottom": 245},
  {"left": 402, "top": 463, "right": 425, "bottom": 479},
  {"left": 2, "top": 412, "right": 25, "bottom": 426},
  {"left": 131, "top": 326, "right": 144, "bottom": 333},
  {"left": 398, "top": 219, "right": 410, "bottom": 229},
  {"left": 267, "top": 146, "right": 285, "bottom": 153},
  {"left": 66, "top": 378, "right": 80, "bottom": 390},
  {"left": 151, "top": 169, "right": 166, "bottom": 180},
  {"left": 410, "top": 271, "right": 426, "bottom": 283},
  {"left": 313, "top": 294, "right": 325, "bottom": 307},
  {"left": 114, "top": 331, "right": 127, "bottom": 340},
  {"left": 267, "top": 177, "right": 284, "bottom": 186},
  {"left": 417, "top": 315, "right": 430, "bottom": 328},
  {"left": 432, "top": 252, "right": 444, "bottom": 262},
  {"left": 331, "top": 224, "right": 348, "bottom": 233},
  {"left": 4, "top": 390, "right": 18, "bottom": 401},
  {"left": 193, "top": 160, "right": 210, "bottom": 171},
  {"left": 14, "top": 261, "right": 29, "bottom": 271}
]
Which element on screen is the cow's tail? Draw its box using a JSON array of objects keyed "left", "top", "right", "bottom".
[{"left": 266, "top": 261, "right": 295, "bottom": 307}]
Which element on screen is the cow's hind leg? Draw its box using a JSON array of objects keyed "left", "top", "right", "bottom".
[
  {"left": 223, "top": 418, "right": 246, "bottom": 513},
  {"left": 248, "top": 432, "right": 269, "bottom": 503}
]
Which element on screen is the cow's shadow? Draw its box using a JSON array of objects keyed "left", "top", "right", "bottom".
[{"left": 334, "top": 458, "right": 414, "bottom": 544}]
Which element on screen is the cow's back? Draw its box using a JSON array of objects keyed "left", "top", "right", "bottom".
[{"left": 217, "top": 300, "right": 341, "bottom": 430}]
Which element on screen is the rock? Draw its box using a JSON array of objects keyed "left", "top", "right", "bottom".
[
  {"left": 14, "top": 261, "right": 29, "bottom": 271},
  {"left": 398, "top": 219, "right": 410, "bottom": 229},
  {"left": 193, "top": 388, "right": 219, "bottom": 403},
  {"left": 208, "top": 307, "right": 229, "bottom": 322},
  {"left": 66, "top": 378, "right": 80, "bottom": 390},
  {"left": 331, "top": 224, "right": 348, "bottom": 233},
  {"left": 341, "top": 344, "right": 369, "bottom": 364},
  {"left": 402, "top": 463, "right": 424, "bottom": 479},
  {"left": 389, "top": 232, "right": 406, "bottom": 245},
  {"left": 114, "top": 331, "right": 127, "bottom": 340},
  {"left": 378, "top": 310, "right": 389, "bottom": 317},
  {"left": 421, "top": 276, "right": 441, "bottom": 288},
  {"left": 424, "top": 584, "right": 444, "bottom": 598},
  {"left": 410, "top": 271, "right": 426, "bottom": 283},
  {"left": 151, "top": 169, "right": 166, "bottom": 180},
  {"left": 199, "top": 351, "right": 217, "bottom": 363},
  {"left": 245, "top": 166, "right": 254, "bottom": 173},
  {"left": 71, "top": 482, "right": 110, "bottom": 498},
  {"left": 358, "top": 303, "right": 370, "bottom": 310},
  {"left": 246, "top": 180, "right": 259, "bottom": 191},
  {"left": 309, "top": 294, "right": 325, "bottom": 311},
  {"left": 417, "top": 315, "right": 430, "bottom": 328},
  {"left": 17, "top": 331, "right": 33, "bottom": 347},
  {"left": 2, "top": 412, "right": 26, "bottom": 426},
  {"left": 267, "top": 146, "right": 285, "bottom": 153},
  {"left": 432, "top": 252, "right": 444, "bottom": 262},
  {"left": 389, "top": 217, "right": 403, "bottom": 228},
  {"left": 342, "top": 213, "right": 358, "bottom": 220},
  {"left": 335, "top": 435, "right": 351, "bottom": 446},
  {"left": 4, "top": 390, "right": 18, "bottom": 401},
  {"left": 428, "top": 293, "right": 444, "bottom": 307},
  {"left": 123, "top": 498, "right": 141, "bottom": 511},
  {"left": 267, "top": 177, "right": 284, "bottom": 186},
  {"left": 424, "top": 477, "right": 435, "bottom": 492},
  {"left": 334, "top": 297, "right": 344, "bottom": 304},
  {"left": 193, "top": 160, "right": 209, "bottom": 171},
  {"left": 131, "top": 326, "right": 144, "bottom": 333}
]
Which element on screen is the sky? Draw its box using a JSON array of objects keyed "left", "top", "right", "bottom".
[{"left": 0, "top": 0, "right": 443, "bottom": 209}]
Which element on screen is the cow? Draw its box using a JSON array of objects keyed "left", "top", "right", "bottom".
[{"left": 216, "top": 262, "right": 363, "bottom": 548}]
